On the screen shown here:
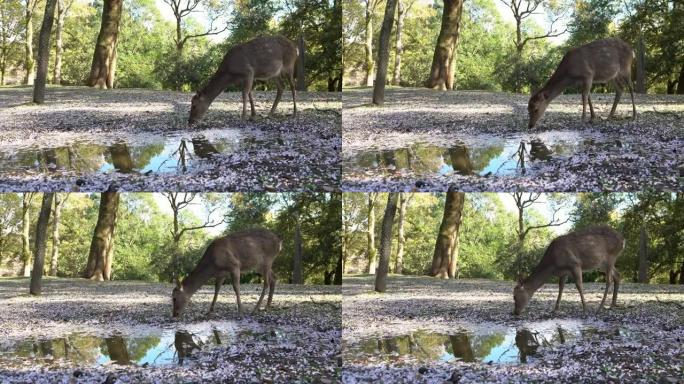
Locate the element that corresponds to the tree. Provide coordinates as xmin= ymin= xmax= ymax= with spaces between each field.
xmin=164 ymin=193 xmax=224 ymax=279
xmin=31 ymin=0 xmax=56 ymax=103
xmin=375 ymin=192 xmax=398 ymax=292
xmin=425 ymin=0 xmax=464 ymax=90
xmin=293 ymin=218 xmax=303 ymax=284
xmin=21 ymin=193 xmax=34 ymax=276
xmin=30 ymin=193 xmax=54 ymax=295
xmin=87 ymin=0 xmax=122 ymax=89
xmin=161 ymin=0 xmax=228 ymax=58
xmin=429 ymin=192 xmax=465 ymax=278
xmin=363 ymin=0 xmax=381 ymax=86
xmin=394 ymin=192 xmax=412 ymax=274
xmin=84 ymin=192 xmax=120 ymax=281
xmin=499 ymin=0 xmax=567 ymax=55
xmin=23 ymin=0 xmax=40 ymax=85
xmin=0 ymin=0 xmax=23 ymax=85
xmin=366 ymin=192 xmax=378 ymax=273
xmin=638 ymin=225 xmax=649 ymax=283
xmin=49 ymin=193 xmax=66 ymax=276
xmin=371 ymin=0 xmax=398 ymax=105
xmin=391 ymin=0 xmax=415 ymax=85
xmin=52 ymin=0 xmax=72 ymax=85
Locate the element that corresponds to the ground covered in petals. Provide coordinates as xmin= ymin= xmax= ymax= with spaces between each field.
xmin=342 ymin=275 xmax=684 ymax=383
xmin=0 ymin=86 xmax=340 ymax=192
xmin=0 ymin=277 xmax=341 ymax=383
xmin=342 ymin=88 xmax=684 ymax=192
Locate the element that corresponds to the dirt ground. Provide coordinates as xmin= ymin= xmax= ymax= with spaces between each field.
xmin=0 ymin=86 xmax=341 ymax=192
xmin=342 ymin=275 xmax=684 ymax=383
xmin=0 ymin=277 xmax=341 ymax=383
xmin=342 ymin=88 xmax=684 ymax=192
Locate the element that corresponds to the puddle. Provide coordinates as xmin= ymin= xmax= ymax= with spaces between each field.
xmin=0 ymin=132 xmax=244 ymax=176
xmin=344 ymin=320 xmax=633 ymax=365
xmin=0 ymin=321 xmax=288 ymax=368
xmin=343 ymin=134 xmax=628 ymax=178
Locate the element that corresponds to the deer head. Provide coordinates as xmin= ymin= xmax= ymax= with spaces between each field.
xmin=527 ymin=90 xmax=550 ymax=129
xmin=188 ymin=93 xmax=211 ymax=126
xmin=513 ymin=275 xmax=531 ymax=315
xmin=171 ymin=278 xmax=189 ymax=318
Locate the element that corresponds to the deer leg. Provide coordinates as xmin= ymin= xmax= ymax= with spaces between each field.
xmin=208 ymin=276 xmax=226 ymax=313
xmin=241 ymin=76 xmax=254 ymax=120
xmin=286 ymin=73 xmax=297 ymax=116
xmin=248 ymin=87 xmax=256 ymax=119
xmin=625 ymin=77 xmax=637 ymax=120
xmin=269 ymin=77 xmax=284 ymax=117
xmin=230 ymin=268 xmax=243 ymax=318
xmin=611 ymin=269 xmax=620 ymax=308
xmin=581 ymin=80 xmax=592 ymax=123
xmin=266 ymin=269 xmax=276 ymax=308
xmin=588 ymin=93 xmax=595 ymax=122
xmin=252 ymin=269 xmax=270 ymax=314
xmin=553 ymin=275 xmax=566 ymax=313
xmin=598 ymin=268 xmax=613 ymax=312
xmin=609 ymin=79 xmax=624 ymax=118
xmin=571 ymin=267 xmax=586 ymax=314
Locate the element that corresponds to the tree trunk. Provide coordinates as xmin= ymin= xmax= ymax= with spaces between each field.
xmin=31 ymin=0 xmax=56 ymax=104
xmin=296 ymin=35 xmax=306 ymax=91
xmin=429 ymin=192 xmax=465 ymax=278
xmin=364 ymin=3 xmax=374 ymax=87
xmin=638 ymin=225 xmax=649 ymax=283
xmin=677 ymin=64 xmax=684 ymax=94
xmin=52 ymin=0 xmax=64 ymax=85
xmin=391 ymin=0 xmax=404 ymax=86
xmin=371 ymin=0 xmax=398 ymax=105
xmin=635 ymin=35 xmax=646 ymax=93
xmin=293 ymin=218 xmax=303 ymax=284
xmin=374 ymin=193 xmax=398 ymax=292
xmin=425 ymin=0 xmax=463 ymax=90
xmin=30 ymin=193 xmax=54 ymax=295
xmin=21 ymin=194 xmax=32 ymax=276
xmin=24 ymin=1 xmax=34 ymax=85
xmin=334 ymin=249 xmax=343 ymax=285
xmin=679 ymin=259 xmax=684 ymax=285
xmin=367 ymin=193 xmax=378 ymax=274
xmin=394 ymin=192 xmax=411 ymax=274
xmin=87 ymin=0 xmax=121 ymax=89
xmin=84 ymin=192 xmax=119 ymax=281
xmin=49 ymin=193 xmax=62 ymax=276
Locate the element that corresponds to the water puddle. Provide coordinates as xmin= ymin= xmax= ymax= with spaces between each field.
xmin=343 ymin=133 xmax=627 ymax=178
xmin=0 ymin=131 xmax=245 ymax=176
xmin=0 ymin=321 xmax=288 ymax=368
xmin=345 ymin=320 xmax=633 ymax=365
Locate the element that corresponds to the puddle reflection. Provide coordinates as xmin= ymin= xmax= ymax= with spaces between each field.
xmin=345 ymin=321 xmax=632 ymax=365
xmin=344 ymin=136 xmax=625 ymax=178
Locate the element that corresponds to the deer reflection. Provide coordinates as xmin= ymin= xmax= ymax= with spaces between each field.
xmin=515 ymin=329 xmax=539 ymax=363
xmin=174 ymin=331 xmax=201 ymax=365
xmin=192 ymin=137 xmax=219 ymax=158
xmin=448 ymin=144 xmax=474 ymax=175
xmin=39 ymin=148 xmax=59 ymax=172
xmin=529 ymin=139 xmax=552 ymax=161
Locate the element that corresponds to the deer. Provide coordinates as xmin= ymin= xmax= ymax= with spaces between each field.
xmin=188 ymin=35 xmax=298 ymax=125
xmin=171 ymin=228 xmax=282 ymax=319
xmin=528 ymin=38 xmax=637 ymax=129
xmin=513 ymin=225 xmax=625 ymax=316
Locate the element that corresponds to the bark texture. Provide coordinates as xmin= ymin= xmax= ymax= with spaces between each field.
xmin=30 ymin=193 xmax=54 ymax=295
xmin=371 ymin=0 xmax=398 ymax=105
xmin=32 ymin=0 xmax=56 ymax=103
xmin=374 ymin=193 xmax=399 ymax=292
xmin=293 ymin=219 xmax=303 ymax=284
xmin=49 ymin=193 xmax=63 ymax=276
xmin=84 ymin=192 xmax=119 ymax=281
xmin=87 ymin=0 xmax=121 ymax=89
xmin=425 ymin=0 xmax=463 ymax=90
xmin=429 ymin=192 xmax=465 ymax=278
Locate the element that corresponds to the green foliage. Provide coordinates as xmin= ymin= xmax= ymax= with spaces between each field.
xmin=567 ymin=0 xmax=617 ymax=47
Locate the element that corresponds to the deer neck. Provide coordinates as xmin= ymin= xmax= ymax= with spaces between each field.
xmin=541 ymin=72 xmax=572 ymax=102
xmin=199 ymin=74 xmax=231 ymax=103
xmin=523 ymin=264 xmax=554 ymax=294
xmin=181 ymin=266 xmax=211 ymax=297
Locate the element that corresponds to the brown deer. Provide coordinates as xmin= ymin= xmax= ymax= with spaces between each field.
xmin=172 ymin=228 xmax=282 ymax=318
xmin=528 ymin=38 xmax=637 ymax=128
xmin=188 ymin=36 xmax=298 ymax=125
xmin=513 ymin=225 xmax=625 ymax=315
